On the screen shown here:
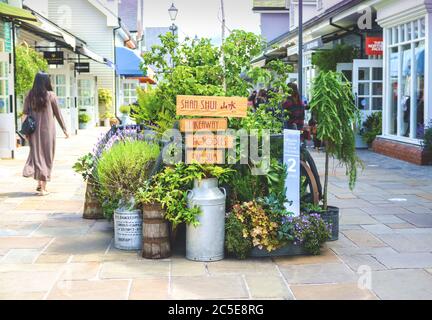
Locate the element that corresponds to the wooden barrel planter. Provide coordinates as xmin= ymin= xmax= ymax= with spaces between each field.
xmin=83 ymin=181 xmax=104 ymax=220
xmin=142 ymin=203 xmax=171 ymax=259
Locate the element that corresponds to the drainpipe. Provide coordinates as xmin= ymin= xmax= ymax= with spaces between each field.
xmin=113 ymin=18 xmax=122 ymax=117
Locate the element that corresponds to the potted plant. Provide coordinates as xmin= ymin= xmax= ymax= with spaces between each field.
xmin=119 ymin=105 xmax=132 ymax=125
xmin=422 ymin=120 xmax=432 ymax=165
xmin=73 ymin=153 xmax=104 ymax=220
xmin=98 ymin=88 xmax=113 ymax=126
xmin=309 ymin=71 xmax=363 ymax=241
xmin=360 ymin=112 xmax=382 ymax=148
xmin=79 ymin=113 xmax=91 ymax=130
xmin=101 ymin=111 xmax=115 ymax=127
xmin=97 ymin=140 xmax=160 ymax=250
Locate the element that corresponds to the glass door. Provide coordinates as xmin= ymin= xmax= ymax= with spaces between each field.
xmin=77 ymin=77 xmax=97 ymax=126
xmin=353 ymin=59 xmax=384 ymax=121
xmin=51 ymin=73 xmax=72 ymax=136
xmin=0 ymin=51 xmax=14 ymax=158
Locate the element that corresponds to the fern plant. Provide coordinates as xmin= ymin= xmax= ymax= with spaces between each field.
xmin=309 ymin=71 xmax=363 ymax=210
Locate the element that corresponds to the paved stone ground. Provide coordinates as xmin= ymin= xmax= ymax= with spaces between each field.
xmin=0 ymin=129 xmax=431 ymax=300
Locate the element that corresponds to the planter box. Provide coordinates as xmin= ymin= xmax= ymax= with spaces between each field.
xmin=250 ymin=243 xmax=309 ymax=258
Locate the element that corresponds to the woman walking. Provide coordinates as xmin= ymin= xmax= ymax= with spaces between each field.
xmin=283 ymin=83 xmax=305 ymax=131
xmin=22 ymin=72 xmax=69 ymax=196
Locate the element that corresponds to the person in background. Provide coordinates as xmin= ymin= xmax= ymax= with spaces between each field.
xmin=248 ymin=90 xmax=257 ymax=111
xmin=256 ymin=89 xmax=268 ymax=107
xmin=22 ymin=72 xmax=70 ymax=196
xmin=283 ymin=83 xmax=305 ymax=132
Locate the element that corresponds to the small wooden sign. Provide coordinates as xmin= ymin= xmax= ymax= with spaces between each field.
xmin=180 ymin=118 xmax=228 ymax=132
xmin=177 ymin=95 xmax=248 ymax=118
xmin=186 ymin=149 xmax=225 ymax=164
xmin=186 ymin=134 xmax=234 ymax=149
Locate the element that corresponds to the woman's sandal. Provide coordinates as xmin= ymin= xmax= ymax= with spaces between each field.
xmin=38 ymin=190 xmax=51 ymax=196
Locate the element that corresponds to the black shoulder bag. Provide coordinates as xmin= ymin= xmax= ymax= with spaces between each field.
xmin=20 ymin=106 xmax=37 ymax=136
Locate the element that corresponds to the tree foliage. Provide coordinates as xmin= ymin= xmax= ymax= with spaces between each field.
xmin=15 ymin=44 xmax=48 ymax=96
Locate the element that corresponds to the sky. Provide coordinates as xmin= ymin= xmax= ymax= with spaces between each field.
xmin=143 ymin=0 xmax=261 ymax=44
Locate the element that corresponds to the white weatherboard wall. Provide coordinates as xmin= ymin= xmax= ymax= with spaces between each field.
xmin=43 ymin=0 xmax=117 ymax=109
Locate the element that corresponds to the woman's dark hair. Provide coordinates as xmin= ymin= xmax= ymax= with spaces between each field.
xmin=27 ymin=72 xmax=53 ymax=112
xmin=288 ymin=82 xmax=301 ymax=105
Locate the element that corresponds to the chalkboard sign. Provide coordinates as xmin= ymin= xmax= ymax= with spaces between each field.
xmin=75 ymin=62 xmax=90 ymax=73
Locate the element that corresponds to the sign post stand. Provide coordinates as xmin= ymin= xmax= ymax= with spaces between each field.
xmin=284 ymin=130 xmax=301 ymax=217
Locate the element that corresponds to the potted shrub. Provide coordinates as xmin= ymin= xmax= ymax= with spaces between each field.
xmin=100 ymin=111 xmax=113 ymax=127
xmin=422 ymin=121 xmax=432 ymax=165
xmin=98 ymin=88 xmax=113 ymax=126
xmin=361 ymin=112 xmax=382 ymax=148
xmin=79 ymin=113 xmax=91 ymax=130
xmin=73 ymin=153 xmax=104 ymax=220
xmin=309 ymin=71 xmax=363 ymax=241
xmin=119 ymin=105 xmax=133 ymax=125
xmin=97 ymin=140 xmax=160 ymax=250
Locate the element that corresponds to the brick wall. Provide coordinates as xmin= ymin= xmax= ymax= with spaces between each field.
xmin=373 ymin=138 xmax=432 ymax=166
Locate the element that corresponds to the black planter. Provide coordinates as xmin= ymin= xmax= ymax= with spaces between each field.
xmin=321 ymin=206 xmax=339 ymax=241
xmin=249 ymin=243 xmax=309 ymax=258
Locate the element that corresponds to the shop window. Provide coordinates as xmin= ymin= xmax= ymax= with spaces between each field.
xmin=386 ymin=18 xmax=425 ymax=140
xmin=122 ymin=82 xmax=138 ymax=106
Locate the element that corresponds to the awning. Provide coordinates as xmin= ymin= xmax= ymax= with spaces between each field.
xmin=116 ymin=46 xmax=144 ymax=77
xmin=77 ymin=46 xmax=105 ymax=64
xmin=0 ymin=3 xmax=37 ymax=22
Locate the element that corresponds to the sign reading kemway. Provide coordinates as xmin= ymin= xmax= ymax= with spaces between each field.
xmin=176 ymin=95 xmax=248 ymax=118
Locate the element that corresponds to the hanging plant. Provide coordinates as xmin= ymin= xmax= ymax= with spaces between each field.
xmin=312 ymin=44 xmax=360 ymax=72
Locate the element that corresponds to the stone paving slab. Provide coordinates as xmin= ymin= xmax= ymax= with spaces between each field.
xmin=170 ymin=275 xmax=249 ymax=300
xmin=47 ymin=280 xmax=130 ymax=300
xmin=129 ymin=277 xmax=170 ymax=300
xmin=279 ymin=263 xmax=357 ymax=285
xmin=245 ymin=275 xmax=293 ymax=300
xmin=290 ymin=283 xmax=377 ymax=300
xmin=371 ymin=269 xmax=432 ymax=300
xmin=372 ymin=252 xmax=432 ymax=269
xmin=396 ymin=213 xmax=432 ymax=228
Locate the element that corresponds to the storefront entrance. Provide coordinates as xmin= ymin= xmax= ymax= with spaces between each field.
xmin=0 ymin=51 xmax=14 ymax=158
xmin=78 ymin=76 xmax=97 ymax=126
xmin=50 ymin=68 xmax=78 ymax=136
xmin=338 ymin=59 xmax=383 ymax=148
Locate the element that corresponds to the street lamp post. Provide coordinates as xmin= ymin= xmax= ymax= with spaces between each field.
xmin=168 ymin=3 xmax=178 ymax=36
xmin=298 ymin=0 xmax=303 ymax=101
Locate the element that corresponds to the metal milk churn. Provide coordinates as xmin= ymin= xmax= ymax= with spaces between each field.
xmin=186 ymin=178 xmax=226 ymax=262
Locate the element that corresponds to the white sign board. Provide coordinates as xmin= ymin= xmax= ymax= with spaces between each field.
xmin=284 ymin=130 xmax=301 ymax=217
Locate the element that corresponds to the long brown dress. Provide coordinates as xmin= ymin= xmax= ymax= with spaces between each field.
xmin=23 ymin=91 xmax=67 ymax=182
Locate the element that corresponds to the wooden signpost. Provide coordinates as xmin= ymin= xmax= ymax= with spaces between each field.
xmin=180 ymin=118 xmax=228 ymax=132
xmin=185 ymin=134 xmax=234 ymax=149
xmin=177 ymin=95 xmax=246 ymax=164
xmin=177 ymin=95 xmax=248 ymax=118
xmin=186 ymin=150 xmax=225 ymax=165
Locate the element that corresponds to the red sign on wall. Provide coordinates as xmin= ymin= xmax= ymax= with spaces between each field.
xmin=365 ymin=37 xmax=383 ymax=56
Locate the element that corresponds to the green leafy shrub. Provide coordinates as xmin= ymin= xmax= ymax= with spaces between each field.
xmin=225 ymin=212 xmax=253 ymax=259
xmin=79 ymin=113 xmax=91 ymax=124
xmin=15 ymin=44 xmax=48 ymax=96
xmin=98 ymin=88 xmax=113 ymax=106
xmin=361 ymin=112 xmax=382 ymax=145
xmin=73 ymin=153 xmax=95 ymax=181
xmin=285 ymin=214 xmax=331 ymax=255
xmin=97 ymin=140 xmax=160 ymax=219
xmin=309 ymin=71 xmax=363 ymax=209
xmin=119 ymin=105 xmax=131 ymax=115
xmin=312 ymin=44 xmax=360 ymax=72
xmin=137 ymin=162 xmax=234 ymax=228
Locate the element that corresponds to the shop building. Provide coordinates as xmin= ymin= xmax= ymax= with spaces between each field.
xmin=253 ymin=0 xmax=431 ymax=165
xmin=23 ymin=0 xmax=137 ymax=121
xmin=0 ymin=1 xmax=37 ymax=158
